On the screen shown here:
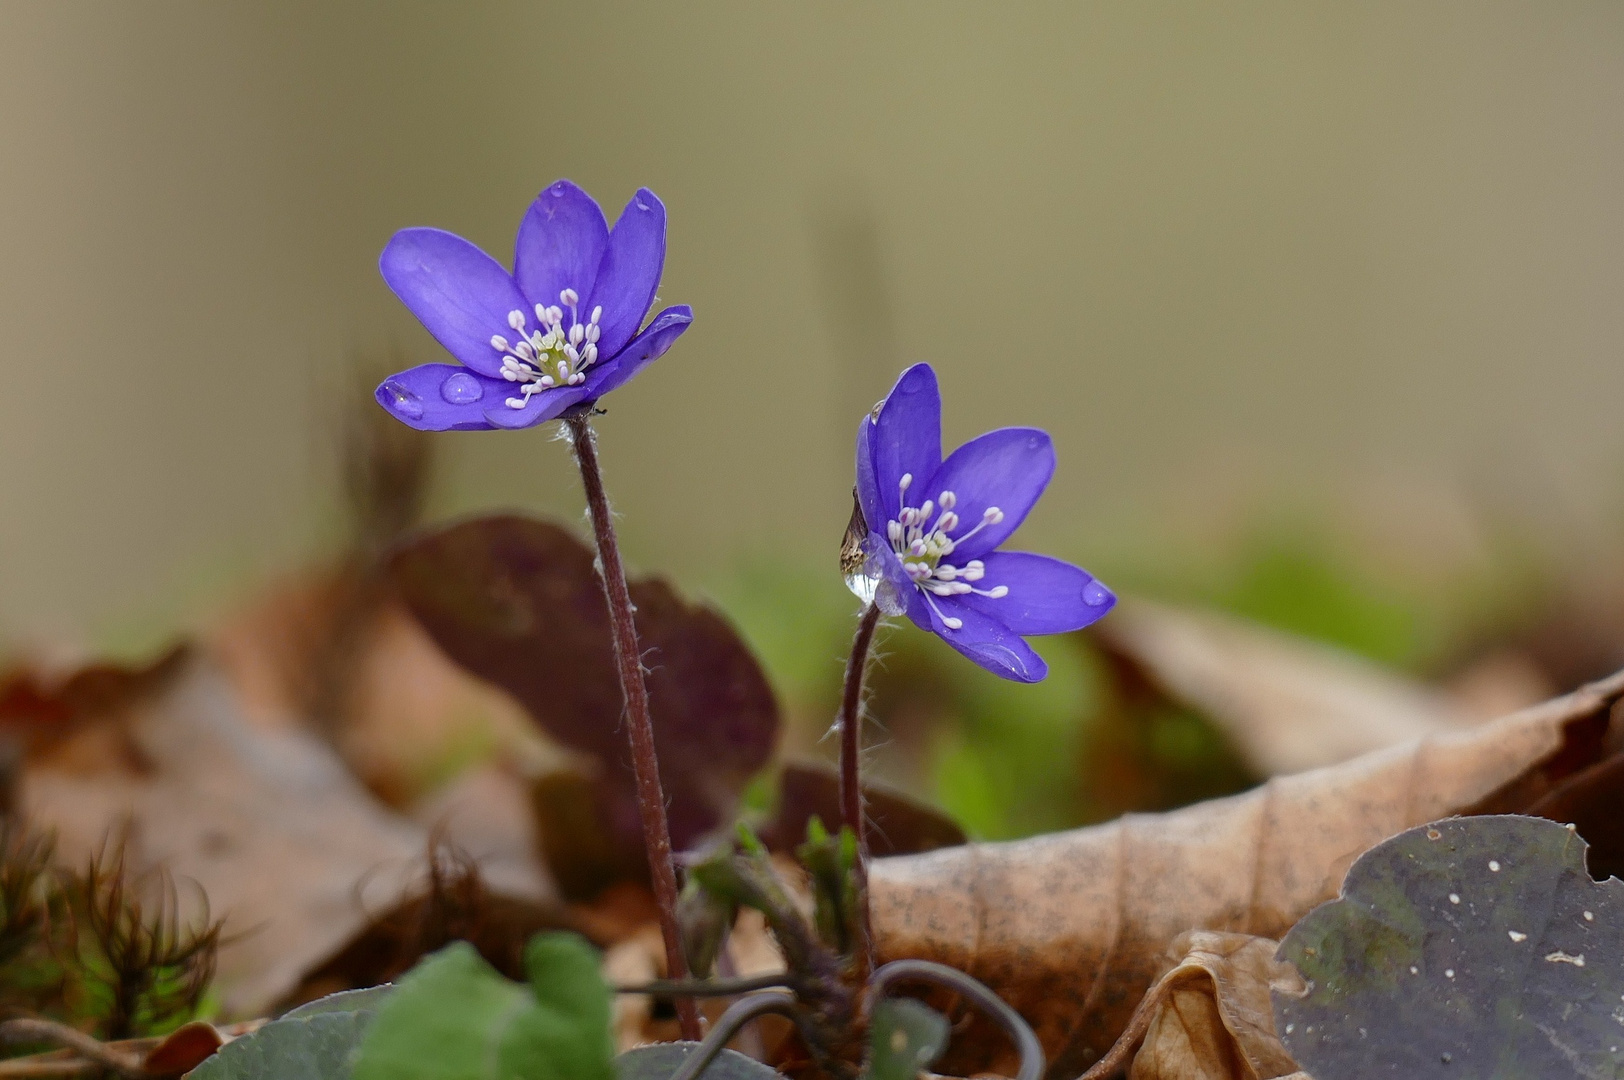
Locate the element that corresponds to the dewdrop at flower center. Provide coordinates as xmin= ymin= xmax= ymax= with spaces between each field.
xmin=489 ymin=288 xmax=603 ymax=409
xmin=887 ymin=473 xmax=1008 ymax=630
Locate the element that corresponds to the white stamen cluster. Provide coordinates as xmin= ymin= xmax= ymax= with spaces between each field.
xmin=488 ymin=289 xmax=604 ymax=409
xmin=887 ymin=474 xmax=1007 ymax=630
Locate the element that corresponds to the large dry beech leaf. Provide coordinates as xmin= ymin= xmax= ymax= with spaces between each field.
xmin=869 ymin=666 xmax=1624 ymax=1077
xmin=1093 ymin=598 xmax=1474 ymax=776
xmin=390 ymin=516 xmax=780 ymax=862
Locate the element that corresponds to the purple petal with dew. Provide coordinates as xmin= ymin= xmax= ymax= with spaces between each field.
xmin=923 ymin=595 xmax=1049 ymax=683
xmin=855 ymin=411 xmax=883 ymax=538
xmin=866 ymin=536 xmax=931 ymax=624
xmin=589 ymin=188 xmax=667 ymax=358
xmin=867 ymin=363 xmax=943 ymax=527
xmin=579 ymin=305 xmax=692 ymax=400
xmin=513 ymin=180 xmax=610 ymax=316
xmin=925 ymin=427 xmax=1054 ymax=559
xmin=380 ymin=229 xmax=530 ymax=378
xmin=481 ymin=383 xmax=593 ymax=429
xmin=375 ymin=363 xmax=511 ymax=431
xmin=953 ymin=551 xmax=1115 ymax=635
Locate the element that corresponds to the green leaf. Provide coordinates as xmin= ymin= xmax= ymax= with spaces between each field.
xmin=1276 ymin=814 xmax=1624 ymax=1078
xmin=189 ymin=986 xmax=389 ymax=1080
xmin=863 ymin=998 xmax=948 ymax=1080
xmin=351 ymin=935 xmax=614 ymax=1080
xmin=614 ymin=1043 xmax=780 ymax=1080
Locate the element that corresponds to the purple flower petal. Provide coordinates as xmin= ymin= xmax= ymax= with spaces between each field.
xmin=921 ymin=595 xmax=1049 ymax=683
xmin=512 ymin=180 xmax=610 ymax=315
xmin=580 ymin=305 xmax=692 ymax=401
xmin=481 ymin=384 xmax=594 ymax=429
xmin=924 ymin=427 xmax=1054 ymax=559
xmin=589 ymin=189 xmax=666 ymax=359
xmin=866 ymin=536 xmax=932 ymax=625
xmin=380 ymin=229 xmax=530 ymax=378
xmin=954 ymin=552 xmax=1116 ymax=635
xmin=375 ymin=363 xmax=513 ymax=431
xmin=863 ymin=363 xmax=943 ymax=530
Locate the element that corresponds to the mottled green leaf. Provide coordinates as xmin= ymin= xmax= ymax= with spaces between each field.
xmin=351 ymin=934 xmax=613 ymax=1080
xmin=188 ymin=986 xmax=388 ymax=1080
xmin=1276 ymin=814 xmax=1624 ymax=1078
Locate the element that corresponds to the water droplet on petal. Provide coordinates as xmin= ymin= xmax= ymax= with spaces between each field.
xmin=440 ymin=371 xmax=483 ymax=404
xmin=635 ymin=199 xmax=650 ymax=211
xmin=844 ymin=569 xmax=880 ymax=606
xmin=1083 ymin=581 xmax=1113 ymax=606
xmin=382 ymin=380 xmax=423 ymax=419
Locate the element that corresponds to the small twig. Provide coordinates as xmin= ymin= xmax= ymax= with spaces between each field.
xmin=837 ymin=602 xmax=882 ymax=979
xmin=565 ymin=411 xmax=699 ymax=1041
xmin=664 ymin=991 xmax=814 ymax=1080
xmin=613 ymin=972 xmax=801 ymax=997
xmin=0 ymin=1019 xmax=146 ymax=1080
xmin=866 ymin=959 xmax=1045 ymax=1080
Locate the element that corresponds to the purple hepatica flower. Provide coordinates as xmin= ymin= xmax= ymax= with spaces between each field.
xmin=375 ymin=180 xmax=693 ymax=431
xmin=852 ymin=362 xmax=1116 ymax=682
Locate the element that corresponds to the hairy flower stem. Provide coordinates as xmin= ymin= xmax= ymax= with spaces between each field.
xmin=565 ymin=412 xmax=700 ymax=1040
xmin=838 ymin=602 xmax=883 ymax=979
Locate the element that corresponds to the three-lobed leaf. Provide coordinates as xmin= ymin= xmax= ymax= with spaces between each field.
xmin=1276 ymin=814 xmax=1624 ymax=1078
xmin=390 ymin=516 xmax=780 ymax=896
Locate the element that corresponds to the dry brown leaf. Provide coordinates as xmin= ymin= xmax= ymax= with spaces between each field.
xmin=18 ymin=654 xmax=429 ymax=1016
xmin=1073 ymin=932 xmax=1300 ymax=1080
xmin=1094 ymin=597 xmax=1474 ymax=775
xmin=871 ymin=666 xmax=1624 ymax=1077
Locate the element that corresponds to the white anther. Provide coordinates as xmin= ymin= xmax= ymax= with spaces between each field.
xmin=505 ymin=397 xmax=526 ymax=409
xmin=490 ymin=335 xmax=509 ymax=350
xmin=563 ymin=344 xmax=580 ymax=363
xmin=557 ymin=359 xmax=571 ymax=378
xmin=909 ymin=539 xmax=928 ymax=557
xmin=571 ymin=372 xmax=586 ymax=384
xmin=935 ymin=565 xmax=957 ymax=580
xmin=514 ymin=341 xmax=534 ymax=360
xmin=539 ymin=375 xmax=555 ymax=387
xmin=586 ymin=324 xmax=600 ymax=343
xmin=534 ymin=303 xmax=547 ymax=321
xmin=939 ymin=491 xmax=957 ymax=510
xmin=590 ymin=305 xmax=602 ymax=325
xmin=887 ymin=521 xmax=903 ymax=542
xmin=938 ymin=511 xmax=959 ymax=533
xmin=918 ymin=500 xmax=935 ymax=522
xmin=983 ymin=507 xmax=1004 ymax=523
xmin=899 ymin=473 xmax=913 ymax=491
xmin=581 ymin=343 xmax=597 ymax=365
xmin=559 ymin=288 xmax=579 ymax=307
xmin=899 ymin=508 xmax=917 ymax=526
xmin=570 ymin=323 xmax=585 ymax=346
xmin=501 ymin=370 xmax=517 ymax=382
xmin=546 ymin=305 xmax=563 ymax=324
xmin=507 ymin=309 xmax=526 ymax=330
xmin=986 ymin=585 xmax=1009 ymax=599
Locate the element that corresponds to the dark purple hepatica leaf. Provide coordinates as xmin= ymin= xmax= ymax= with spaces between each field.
xmin=757 ymin=761 xmax=965 ymax=858
xmin=389 ymin=515 xmax=780 ymax=889
xmin=1275 ymin=814 xmax=1624 ymax=1079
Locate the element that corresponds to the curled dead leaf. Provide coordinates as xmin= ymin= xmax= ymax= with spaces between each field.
xmin=871 ymin=667 xmax=1624 ymax=1076
xmin=1075 ymin=932 xmax=1301 ymax=1080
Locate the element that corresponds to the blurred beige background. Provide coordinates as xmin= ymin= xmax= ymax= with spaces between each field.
xmin=3 ymin=1 xmax=1623 ymax=647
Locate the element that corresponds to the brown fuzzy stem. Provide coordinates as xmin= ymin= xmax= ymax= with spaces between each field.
xmin=0 ymin=1020 xmax=146 ymax=1080
xmin=838 ymin=602 xmax=882 ymax=979
xmin=565 ymin=412 xmax=700 ymax=1041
